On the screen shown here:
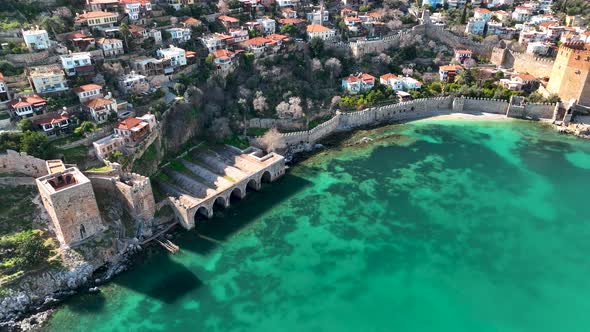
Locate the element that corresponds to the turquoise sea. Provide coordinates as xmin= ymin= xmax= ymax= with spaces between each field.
xmin=46 ymin=119 xmax=590 ymax=332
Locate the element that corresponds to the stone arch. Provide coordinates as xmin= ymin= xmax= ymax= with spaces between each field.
xmin=230 ymin=186 xmax=244 ymax=201
xmin=261 ymin=171 xmax=272 ymax=183
xmin=195 ymin=206 xmax=212 ymax=220
xmin=246 ymin=178 xmax=261 ymax=191
xmin=214 ymin=195 xmax=228 ymax=208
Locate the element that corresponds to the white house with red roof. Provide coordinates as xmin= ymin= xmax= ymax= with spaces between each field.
xmin=96 ymin=37 xmax=124 ymax=57
xmin=33 ymin=112 xmax=71 ymax=137
xmin=454 ymin=49 xmax=473 ymax=62
xmin=75 ymin=11 xmax=119 ymax=28
xmin=73 ymin=84 xmax=104 ymax=103
xmin=8 ymin=95 xmax=47 ymax=119
xmin=342 ymin=73 xmax=376 ymax=94
xmin=218 ymin=15 xmax=240 ymax=29
xmin=380 ymin=73 xmax=422 ymax=91
xmin=182 ymin=17 xmax=202 ymax=28
xmin=83 ymin=96 xmax=118 ymax=123
xmin=439 ymin=64 xmax=464 ymax=82
xmin=500 ymin=73 xmax=538 ymax=91
xmin=93 ymin=113 xmax=157 ymax=160
xmin=306 ymin=24 xmax=335 ymax=40
xmin=213 ymin=49 xmax=237 ymax=72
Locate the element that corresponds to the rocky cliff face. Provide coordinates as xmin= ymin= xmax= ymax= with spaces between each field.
xmin=132 ymin=102 xmax=204 ymax=176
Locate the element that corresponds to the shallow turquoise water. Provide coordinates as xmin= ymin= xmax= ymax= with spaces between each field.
xmin=47 ymin=119 xmax=590 ymax=332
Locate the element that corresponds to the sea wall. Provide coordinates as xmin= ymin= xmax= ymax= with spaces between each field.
xmin=279 ymin=97 xmax=558 ymax=152
xmin=0 ymin=150 xmax=48 ymax=177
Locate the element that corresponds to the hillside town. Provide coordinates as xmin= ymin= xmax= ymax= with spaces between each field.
xmin=0 ymin=0 xmax=589 ymax=329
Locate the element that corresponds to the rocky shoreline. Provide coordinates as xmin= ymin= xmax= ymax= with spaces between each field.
xmin=0 ymin=242 xmax=145 ymax=332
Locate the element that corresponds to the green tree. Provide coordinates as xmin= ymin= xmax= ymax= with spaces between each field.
xmin=15 ymin=230 xmax=51 ymax=267
xmin=109 ymin=150 xmax=124 ymax=163
xmin=280 ymin=24 xmax=298 ymax=36
xmin=74 ymin=121 xmax=95 ymax=136
xmin=40 ymin=16 xmax=66 ymax=36
xmin=17 ymin=118 xmax=34 ymax=132
xmin=19 ymin=131 xmax=49 ymax=159
xmin=119 ymin=22 xmax=131 ymax=50
xmin=310 ymin=37 xmax=325 ymax=58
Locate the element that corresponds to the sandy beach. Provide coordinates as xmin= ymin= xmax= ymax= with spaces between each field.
xmin=420 ymin=112 xmax=514 ymax=121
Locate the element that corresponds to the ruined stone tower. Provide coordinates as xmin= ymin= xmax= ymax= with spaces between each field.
xmin=547 ymin=42 xmax=590 ymax=106
xmin=36 ymin=166 xmax=105 ymax=248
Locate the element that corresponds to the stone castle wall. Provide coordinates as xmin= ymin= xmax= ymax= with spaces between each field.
xmin=491 ymin=47 xmax=555 ymax=77
xmin=338 ymin=24 xmax=493 ymax=58
xmin=0 ymin=150 xmax=48 ymax=178
xmin=87 ymin=172 xmax=156 ymax=223
xmin=278 ymin=97 xmax=558 ymax=151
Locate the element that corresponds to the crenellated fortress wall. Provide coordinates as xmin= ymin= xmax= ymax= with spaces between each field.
xmin=278 ymin=97 xmax=559 ymax=152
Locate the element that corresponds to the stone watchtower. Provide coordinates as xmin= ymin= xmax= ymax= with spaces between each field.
xmin=36 ymin=166 xmax=105 ymax=248
xmin=547 ymin=42 xmax=590 ymax=106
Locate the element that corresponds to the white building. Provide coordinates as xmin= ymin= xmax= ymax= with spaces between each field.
xmin=201 ymin=33 xmax=233 ymax=52
xmin=512 ymin=6 xmax=532 ymax=22
xmin=28 ymin=66 xmax=69 ymax=94
xmin=306 ymin=10 xmax=329 ymax=24
xmin=157 ymin=46 xmax=187 ymax=70
xmin=379 ymin=73 xmax=422 ymax=91
xmin=73 ymin=83 xmax=103 ymax=103
xmin=94 ymin=113 xmax=157 ymax=160
xmin=526 ymin=41 xmax=551 ymax=55
xmin=256 ymin=17 xmax=277 ymax=34
xmin=165 ymin=27 xmax=191 ymax=43
xmin=118 ymin=72 xmax=148 ymax=93
xmin=96 ymin=37 xmax=124 ymax=57
xmin=120 ymin=0 xmax=152 ymax=21
xmin=306 ymin=24 xmax=336 ymax=41
xmin=60 ymin=52 xmax=93 ymax=76
xmin=22 ymin=28 xmax=51 ymax=51
xmin=83 ymin=95 xmax=117 ymax=123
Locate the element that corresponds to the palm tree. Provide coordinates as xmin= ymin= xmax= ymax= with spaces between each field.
xmin=119 ymin=23 xmax=131 ymax=51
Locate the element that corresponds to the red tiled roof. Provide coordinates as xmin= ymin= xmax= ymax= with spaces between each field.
xmin=75 ymin=11 xmax=117 ymax=22
xmin=246 ymin=37 xmax=269 ymax=46
xmin=84 ymin=97 xmax=113 ymax=109
xmin=539 ymin=21 xmax=558 ymax=28
xmin=515 ymin=73 xmax=536 ymax=81
xmin=455 ymin=49 xmax=473 ymax=54
xmin=218 ymin=15 xmax=239 ymax=23
xmin=9 ymin=95 xmax=46 ymax=108
xmin=74 ymin=84 xmax=102 ymax=93
xmin=116 ymin=117 xmax=143 ymax=130
xmin=475 ymin=8 xmax=491 ymax=14
xmin=34 ymin=113 xmax=69 ymax=126
xmin=440 ymin=64 xmax=463 ymax=71
xmin=279 ymin=18 xmax=305 ymax=25
xmin=213 ymin=49 xmax=234 ymax=60
xmin=184 ymin=17 xmax=201 ymax=24
xmin=307 ymin=24 xmax=331 ymax=33
xmin=267 ymin=33 xmax=288 ymax=41
xmin=0 ymin=72 xmax=4 ymax=81
xmin=380 ymin=73 xmax=398 ymax=81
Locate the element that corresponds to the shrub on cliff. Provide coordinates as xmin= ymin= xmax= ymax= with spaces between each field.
xmin=0 ymin=230 xmax=56 ymax=279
